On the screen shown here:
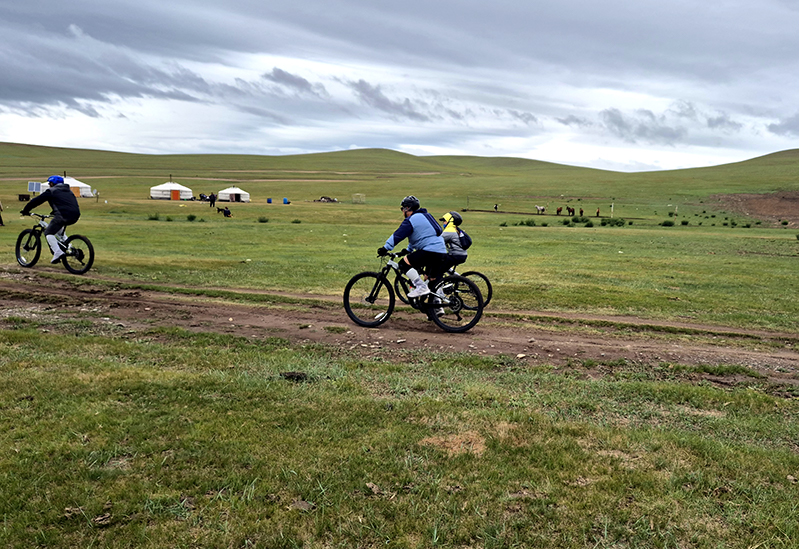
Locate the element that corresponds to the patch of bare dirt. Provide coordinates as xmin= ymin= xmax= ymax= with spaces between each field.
xmin=0 ymin=268 xmax=796 ymax=396
xmin=708 ymin=190 xmax=799 ymax=228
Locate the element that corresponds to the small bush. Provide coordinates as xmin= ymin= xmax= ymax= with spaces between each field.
xmin=584 ymin=221 xmax=593 ymax=227
xmin=187 ymin=214 xmax=196 ymax=222
xmin=681 ymin=220 xmax=689 ymax=226
xmin=165 ymin=216 xmax=173 ymax=222
xmin=515 ymin=219 xmax=536 ymax=227
xmin=661 ymin=220 xmax=675 ymax=227
xmin=257 ymin=217 xmax=269 ymax=223
xmin=499 ymin=222 xmax=507 ymax=227
xmin=147 ymin=213 xmax=160 ymax=221
xmin=292 ymin=219 xmax=302 ymax=224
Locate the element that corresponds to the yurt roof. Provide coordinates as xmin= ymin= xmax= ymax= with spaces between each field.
xmin=65 ymin=176 xmax=91 ymax=187
xmin=151 ymin=182 xmax=193 ymax=191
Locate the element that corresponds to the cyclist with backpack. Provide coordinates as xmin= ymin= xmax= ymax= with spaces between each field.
xmin=20 ymin=175 xmax=81 ymax=263
xmin=439 ymin=211 xmax=472 ymax=271
xmin=377 ymin=195 xmax=447 ymax=298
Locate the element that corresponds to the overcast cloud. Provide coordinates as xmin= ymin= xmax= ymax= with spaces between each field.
xmin=0 ymin=0 xmax=796 ymax=170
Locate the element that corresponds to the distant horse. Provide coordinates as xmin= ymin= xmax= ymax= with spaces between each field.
xmin=567 ymin=207 xmax=575 ymax=216
xmin=535 ymin=205 xmax=546 ymax=214
xmin=556 ymin=207 xmax=563 ymax=215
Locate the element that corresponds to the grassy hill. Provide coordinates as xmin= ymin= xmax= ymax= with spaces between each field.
xmin=1 ymin=141 xmax=796 ymax=213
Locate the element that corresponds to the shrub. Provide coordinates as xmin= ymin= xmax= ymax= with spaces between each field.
xmin=515 ymin=219 xmax=536 ymax=227
xmin=292 ymin=219 xmax=302 ymax=224
xmin=661 ymin=220 xmax=675 ymax=227
xmin=187 ymin=214 xmax=196 ymax=222
xmin=165 ymin=216 xmax=173 ymax=222
xmin=499 ymin=222 xmax=507 ymax=227
xmin=584 ymin=221 xmax=593 ymax=227
xmin=257 ymin=217 xmax=269 ymax=223
xmin=681 ymin=220 xmax=689 ymax=226
xmin=147 ymin=213 xmax=160 ymax=220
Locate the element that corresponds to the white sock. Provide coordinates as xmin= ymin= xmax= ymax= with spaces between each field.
xmin=46 ymin=234 xmax=62 ymax=256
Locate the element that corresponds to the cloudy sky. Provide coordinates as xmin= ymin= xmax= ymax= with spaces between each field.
xmin=0 ymin=0 xmax=797 ymax=171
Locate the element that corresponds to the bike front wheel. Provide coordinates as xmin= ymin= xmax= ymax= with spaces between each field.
xmin=460 ymin=271 xmax=493 ymax=307
xmin=15 ymin=229 xmax=41 ymax=268
xmin=62 ymin=235 xmax=95 ymax=274
xmin=394 ymin=274 xmax=412 ymax=305
xmin=429 ymin=275 xmax=484 ymax=333
xmin=343 ymin=272 xmax=395 ymax=327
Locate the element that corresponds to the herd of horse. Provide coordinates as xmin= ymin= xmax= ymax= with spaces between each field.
xmin=534 ymin=205 xmax=583 ymax=216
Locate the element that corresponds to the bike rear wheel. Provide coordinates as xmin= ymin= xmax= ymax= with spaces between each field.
xmin=62 ymin=235 xmax=95 ymax=274
xmin=15 ymin=229 xmax=41 ymax=268
xmin=460 ymin=271 xmax=493 ymax=307
xmin=428 ymin=275 xmax=484 ymax=333
xmin=343 ymin=272 xmax=395 ymax=327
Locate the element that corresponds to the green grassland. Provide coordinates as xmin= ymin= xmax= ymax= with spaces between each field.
xmin=0 ymin=143 xmax=797 ymax=548
xmin=0 ymin=325 xmax=797 ymax=548
xmin=1 ymin=143 xmax=797 ymax=331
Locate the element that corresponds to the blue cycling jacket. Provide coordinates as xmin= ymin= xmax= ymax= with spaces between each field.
xmin=384 ymin=208 xmax=447 ymax=254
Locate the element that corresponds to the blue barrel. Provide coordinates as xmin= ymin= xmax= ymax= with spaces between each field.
xmin=283 ymin=197 xmax=288 ymax=204
xmin=267 ymin=198 xmax=272 ymax=203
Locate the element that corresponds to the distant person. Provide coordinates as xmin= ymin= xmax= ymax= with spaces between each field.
xmin=580 ymin=208 xmax=584 ymax=217
xmin=222 ymin=206 xmax=231 ymax=217
xmin=377 ymin=195 xmax=447 ymax=298
xmin=20 ymin=175 xmax=81 ymax=263
xmin=0 ymin=197 xmax=4 ymax=226
xmin=493 ymin=204 xmax=498 ymax=212
xmin=596 ymin=208 xmax=600 ymax=217
xmin=209 ymin=193 xmax=216 ymax=208
xmin=439 ymin=211 xmax=468 ymax=271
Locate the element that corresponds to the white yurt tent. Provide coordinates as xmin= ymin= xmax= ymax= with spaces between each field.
xmin=150 ymin=181 xmax=193 ymax=200
xmin=217 ymin=186 xmax=250 ymax=203
xmin=65 ymin=176 xmax=94 ymax=198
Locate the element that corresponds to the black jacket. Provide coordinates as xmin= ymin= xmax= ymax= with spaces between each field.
xmin=22 ymin=184 xmax=81 ymax=222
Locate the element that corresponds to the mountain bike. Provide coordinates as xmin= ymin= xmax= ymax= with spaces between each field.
xmin=343 ymin=252 xmax=484 ymax=333
xmin=395 ymin=264 xmax=493 ymax=307
xmin=16 ymin=213 xmax=95 ymax=275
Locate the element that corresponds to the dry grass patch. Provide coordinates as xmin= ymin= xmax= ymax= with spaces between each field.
xmin=418 ymin=430 xmax=486 ymax=456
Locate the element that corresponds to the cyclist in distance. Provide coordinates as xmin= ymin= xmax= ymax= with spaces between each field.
xmin=21 ymin=175 xmax=81 ymax=263
xmin=377 ymin=195 xmax=447 ymax=297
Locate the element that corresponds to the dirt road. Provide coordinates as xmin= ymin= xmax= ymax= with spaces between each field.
xmin=1 ymin=268 xmax=796 ymax=397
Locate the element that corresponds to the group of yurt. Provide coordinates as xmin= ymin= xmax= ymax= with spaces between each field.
xmin=149 ymin=181 xmax=250 ymax=202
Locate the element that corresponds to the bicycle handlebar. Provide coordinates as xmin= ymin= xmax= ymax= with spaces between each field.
xmin=21 ymin=212 xmax=50 ymax=220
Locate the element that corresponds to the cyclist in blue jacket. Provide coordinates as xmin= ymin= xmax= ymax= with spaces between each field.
xmin=377 ymin=195 xmax=447 ymax=297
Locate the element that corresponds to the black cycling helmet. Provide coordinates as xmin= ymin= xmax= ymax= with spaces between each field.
xmin=400 ymin=195 xmax=420 ymax=211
